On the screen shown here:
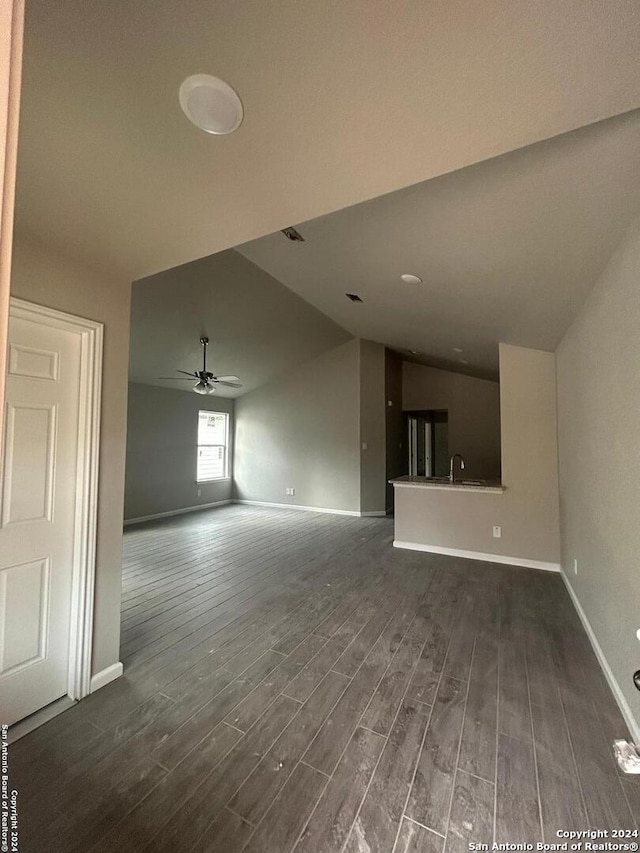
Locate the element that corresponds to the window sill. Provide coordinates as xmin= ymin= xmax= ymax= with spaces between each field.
xmin=196 ymin=477 xmax=231 ymax=483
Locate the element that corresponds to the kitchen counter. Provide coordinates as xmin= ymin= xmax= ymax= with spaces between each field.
xmin=390 ymin=475 xmax=505 ymax=494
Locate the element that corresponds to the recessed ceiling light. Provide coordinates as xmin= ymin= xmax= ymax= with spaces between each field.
xmin=453 ymin=347 xmax=463 ymax=353
xmin=400 ymin=274 xmax=422 ymax=285
xmin=179 ymin=74 xmax=244 ymax=135
xmin=459 ymin=359 xmax=469 ymax=365
xmin=408 ymin=349 xmax=421 ymax=355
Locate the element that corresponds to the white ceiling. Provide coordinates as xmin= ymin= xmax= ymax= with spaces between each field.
xmin=129 ymin=249 xmax=350 ymax=397
xmin=15 ymin=0 xmax=640 ymax=283
xmin=239 ymin=111 xmax=640 ymax=378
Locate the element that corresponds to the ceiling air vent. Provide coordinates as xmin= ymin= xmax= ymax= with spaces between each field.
xmin=346 ymin=293 xmax=363 ymax=303
xmin=281 ymin=226 xmax=305 ymax=242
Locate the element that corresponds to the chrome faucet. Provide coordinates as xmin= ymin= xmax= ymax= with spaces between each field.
xmin=449 ymin=453 xmax=466 ymax=483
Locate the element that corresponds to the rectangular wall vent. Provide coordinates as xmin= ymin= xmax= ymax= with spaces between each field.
xmin=281 ymin=226 xmax=305 ymax=242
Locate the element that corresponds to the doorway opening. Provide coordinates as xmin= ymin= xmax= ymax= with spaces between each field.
xmin=406 ymin=409 xmax=449 ymax=477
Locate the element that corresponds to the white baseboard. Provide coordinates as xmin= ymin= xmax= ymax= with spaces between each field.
xmin=393 ymin=540 xmax=561 ymax=572
xmin=561 ymin=572 xmax=639 ymax=745
xmin=9 ymin=696 xmax=76 ymax=743
xmin=125 ymin=499 xmax=386 ymax=526
xmin=90 ymin=662 xmax=123 ymax=693
xmin=124 ymin=500 xmax=232 ymax=526
xmin=234 ymin=499 xmax=385 ymax=518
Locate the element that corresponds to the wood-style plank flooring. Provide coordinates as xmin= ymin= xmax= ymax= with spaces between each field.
xmin=9 ymin=505 xmax=639 ymax=851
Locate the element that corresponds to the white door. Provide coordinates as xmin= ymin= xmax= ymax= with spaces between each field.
xmin=0 ymin=310 xmax=82 ymax=725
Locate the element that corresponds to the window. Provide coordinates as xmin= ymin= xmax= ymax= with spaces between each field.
xmin=197 ymin=411 xmax=229 ymax=481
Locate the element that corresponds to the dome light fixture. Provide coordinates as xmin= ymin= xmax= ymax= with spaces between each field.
xmin=179 ymin=74 xmax=244 ymax=135
xmin=400 ymin=273 xmax=422 ymax=285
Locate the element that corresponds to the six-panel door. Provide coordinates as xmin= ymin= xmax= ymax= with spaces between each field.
xmin=0 ymin=313 xmax=81 ymax=725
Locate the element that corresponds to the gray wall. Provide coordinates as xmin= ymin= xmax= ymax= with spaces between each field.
xmin=385 ymin=349 xmax=405 ymax=511
xmin=130 ymin=249 xmax=351 ymax=397
xmin=556 ymin=218 xmax=640 ymax=736
xmin=11 ymin=232 xmax=131 ymax=676
xmin=125 ymin=383 xmax=234 ymax=521
xmin=403 ymin=362 xmax=501 ymax=480
xmin=395 ymin=344 xmax=561 ymax=567
xmin=234 ymin=339 xmax=361 ymax=512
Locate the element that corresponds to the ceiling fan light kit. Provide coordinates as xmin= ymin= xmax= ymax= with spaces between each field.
xmin=158 ymin=336 xmax=243 ymax=395
xmin=193 ymin=378 xmax=215 ymax=395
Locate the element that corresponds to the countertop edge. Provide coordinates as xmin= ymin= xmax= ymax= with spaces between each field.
xmin=390 ymin=479 xmax=505 ymax=494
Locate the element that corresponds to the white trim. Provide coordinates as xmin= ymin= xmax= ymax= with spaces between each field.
xmin=561 ymin=572 xmax=639 ymax=745
xmin=90 ymin=662 xmax=123 ymax=693
xmin=393 ymin=540 xmax=561 ymax=572
xmin=9 ymin=297 xmax=103 ymax=705
xmin=124 ymin=499 xmax=232 ymax=526
xmin=125 ymin=500 xmax=386 ymax=526
xmin=234 ymin=499 xmax=378 ymax=517
xmin=8 ymin=696 xmax=76 ymax=744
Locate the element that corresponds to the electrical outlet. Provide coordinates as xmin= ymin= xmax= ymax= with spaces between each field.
xmin=285 ymin=487 xmax=296 ymax=496
xmin=197 ymin=488 xmax=201 ymax=497
xmin=290 ymin=487 xmax=295 ymax=496
xmin=573 ymin=558 xmax=578 ymax=576
xmin=387 ymin=400 xmax=393 ymax=407
xmin=361 ymin=442 xmax=368 ymax=451
xmin=492 ymin=525 xmax=501 ymax=539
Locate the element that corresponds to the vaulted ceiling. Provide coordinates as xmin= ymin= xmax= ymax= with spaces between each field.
xmin=239 ymin=110 xmax=640 ymax=378
xmin=129 ymin=250 xmax=350 ymax=397
xmin=15 ymin=0 xmax=640 ymax=284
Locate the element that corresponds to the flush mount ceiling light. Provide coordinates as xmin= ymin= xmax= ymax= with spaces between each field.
xmin=400 ymin=273 xmax=422 ymax=285
xmin=453 ymin=347 xmax=463 ymax=353
xmin=179 ymin=74 xmax=244 ymax=135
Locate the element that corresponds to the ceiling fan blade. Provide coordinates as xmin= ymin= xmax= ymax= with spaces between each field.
xmin=214 ymin=375 xmax=240 ymax=382
xmin=176 ymin=369 xmax=198 ymax=377
xmin=158 ymin=377 xmax=195 ymax=380
xmin=215 ymin=380 xmax=243 ymax=388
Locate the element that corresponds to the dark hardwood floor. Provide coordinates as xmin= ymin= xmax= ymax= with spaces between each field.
xmin=9 ymin=505 xmax=639 ymax=851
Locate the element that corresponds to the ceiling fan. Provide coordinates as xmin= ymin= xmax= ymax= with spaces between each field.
xmin=159 ymin=337 xmax=242 ymax=395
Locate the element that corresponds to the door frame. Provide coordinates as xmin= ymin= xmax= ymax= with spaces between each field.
xmin=8 ymin=297 xmax=103 ymax=701
xmin=0 ymin=0 xmax=24 ymax=454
